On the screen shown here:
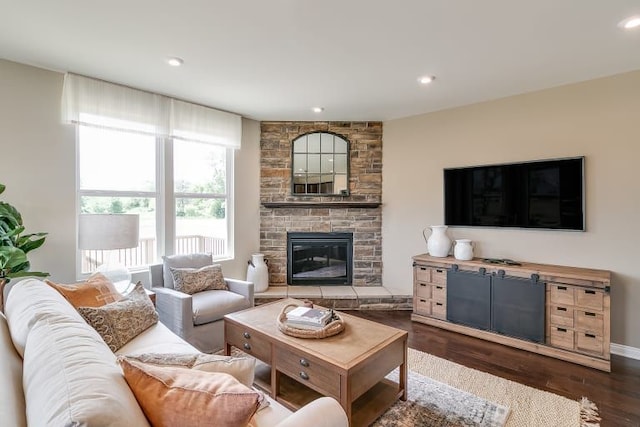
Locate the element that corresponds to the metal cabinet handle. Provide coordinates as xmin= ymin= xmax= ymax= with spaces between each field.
xmin=299 ymin=358 xmax=309 ymax=367
xmin=585 ymin=312 xmax=596 ymax=317
xmin=243 ymin=343 xmax=251 ymax=350
xmin=299 ymin=371 xmax=309 ymax=380
xmin=585 ymin=333 xmax=596 ymax=338
xmin=243 ymin=332 xmax=251 ymax=339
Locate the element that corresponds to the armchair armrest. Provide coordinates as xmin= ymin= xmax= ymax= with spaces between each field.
xmin=274 ymin=397 xmax=348 ymax=427
xmin=152 ymin=287 xmax=194 ymax=339
xmin=225 ymin=278 xmax=254 ymax=308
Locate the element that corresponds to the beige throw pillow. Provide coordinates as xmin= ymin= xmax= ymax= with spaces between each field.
xmin=119 ymin=358 xmax=260 ymax=427
xmin=169 ymin=264 xmax=227 ymax=294
xmin=121 ymin=353 xmax=255 ymax=387
xmin=77 ymin=282 xmax=158 ymax=352
xmin=46 ymin=273 xmax=123 ymax=308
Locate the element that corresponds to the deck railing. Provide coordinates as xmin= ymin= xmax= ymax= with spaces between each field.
xmin=81 ymin=235 xmax=226 ymax=274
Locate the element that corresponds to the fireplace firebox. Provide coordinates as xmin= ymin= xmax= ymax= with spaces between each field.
xmin=287 ymin=232 xmax=353 ymax=285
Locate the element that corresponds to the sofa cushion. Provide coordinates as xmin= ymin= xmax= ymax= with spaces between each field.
xmin=192 ymin=289 xmax=248 ymax=325
xmin=121 ymin=353 xmax=255 ymax=387
xmin=22 ymin=306 xmax=149 ymax=427
xmin=162 ymin=253 xmax=213 ymax=289
xmin=0 ymin=312 xmax=26 ymax=427
xmin=78 ymin=282 xmax=158 ymax=352
xmin=116 ymin=321 xmax=197 ymax=356
xmin=5 ymin=278 xmax=86 ymax=357
xmin=46 ymin=273 xmax=123 ymax=308
xmin=119 ymin=358 xmax=260 ymax=427
xmin=170 ymin=264 xmax=228 ymax=294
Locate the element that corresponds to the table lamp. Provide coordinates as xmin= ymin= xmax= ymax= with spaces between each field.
xmin=78 ymin=214 xmax=140 ymax=293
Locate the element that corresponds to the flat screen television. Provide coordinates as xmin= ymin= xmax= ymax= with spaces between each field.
xmin=444 ymin=157 xmax=585 ymax=230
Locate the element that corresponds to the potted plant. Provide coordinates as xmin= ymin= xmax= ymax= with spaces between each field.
xmin=0 ymin=183 xmax=48 ymax=312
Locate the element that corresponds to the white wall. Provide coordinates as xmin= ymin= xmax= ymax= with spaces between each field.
xmin=0 ymin=59 xmax=261 ymax=288
xmin=382 ymin=70 xmax=640 ymax=348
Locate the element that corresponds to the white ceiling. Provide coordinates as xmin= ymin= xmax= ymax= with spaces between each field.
xmin=1 ymin=1 xmax=639 ymax=121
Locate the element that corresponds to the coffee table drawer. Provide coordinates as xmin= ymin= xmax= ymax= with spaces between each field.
xmin=225 ymin=322 xmax=271 ymax=363
xmin=275 ymin=348 xmax=340 ymax=398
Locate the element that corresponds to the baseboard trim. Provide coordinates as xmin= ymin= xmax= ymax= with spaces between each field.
xmin=611 ymin=343 xmax=640 ymax=360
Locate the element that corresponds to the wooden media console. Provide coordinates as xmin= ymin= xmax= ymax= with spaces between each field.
xmin=411 ymin=254 xmax=611 ymax=372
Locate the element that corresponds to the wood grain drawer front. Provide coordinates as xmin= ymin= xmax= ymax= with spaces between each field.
xmin=576 ymin=332 xmax=604 ymax=355
xmin=225 ymin=323 xmax=271 ymax=363
xmin=415 ymin=297 xmax=431 ymax=316
xmin=431 ymin=301 xmax=446 ymax=320
xmin=415 ymin=266 xmax=431 ymax=282
xmin=432 ymin=284 xmax=446 ymax=301
xmin=549 ymin=305 xmax=574 ymax=328
xmin=416 ymin=282 xmax=431 ymax=298
xmin=575 ymin=310 xmax=604 ymax=334
xmin=431 ymin=268 xmax=447 ymax=285
xmin=576 ymin=289 xmax=604 ymax=311
xmin=275 ymin=349 xmax=340 ymax=398
xmin=549 ymin=284 xmax=575 ymax=306
xmin=549 ymin=327 xmax=574 ymax=350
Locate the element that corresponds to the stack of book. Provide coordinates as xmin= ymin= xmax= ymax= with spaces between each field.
xmin=285 ymin=306 xmax=333 ymax=330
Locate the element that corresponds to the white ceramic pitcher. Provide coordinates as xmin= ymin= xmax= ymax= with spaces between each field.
xmin=453 ymin=239 xmax=474 ymax=261
xmin=246 ymin=253 xmax=269 ymax=292
xmin=423 ymin=225 xmax=452 ymax=258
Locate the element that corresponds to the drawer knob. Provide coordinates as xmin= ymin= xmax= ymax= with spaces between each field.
xmin=299 ymin=371 xmax=309 ymax=381
xmin=243 ymin=343 xmax=251 ymax=351
xmin=299 ymin=358 xmax=309 ymax=367
xmin=243 ymin=332 xmax=251 ymax=339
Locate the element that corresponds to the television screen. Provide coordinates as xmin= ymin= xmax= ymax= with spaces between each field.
xmin=444 ymin=157 xmax=584 ymax=230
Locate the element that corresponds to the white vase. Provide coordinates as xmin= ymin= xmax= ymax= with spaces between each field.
xmin=247 ymin=253 xmax=269 ymax=292
xmin=454 ymin=239 xmax=474 ymax=261
xmin=423 ymin=225 xmax=452 ymax=258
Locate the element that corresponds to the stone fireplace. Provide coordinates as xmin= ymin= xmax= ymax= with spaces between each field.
xmin=260 ymin=121 xmax=382 ymax=287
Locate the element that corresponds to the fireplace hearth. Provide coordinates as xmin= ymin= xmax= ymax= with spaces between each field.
xmin=287 ymin=232 xmax=353 ymax=285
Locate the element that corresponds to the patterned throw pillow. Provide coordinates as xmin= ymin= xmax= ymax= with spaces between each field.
xmin=46 ymin=273 xmax=123 ymax=308
xmin=121 ymin=353 xmax=255 ymax=387
xmin=169 ymin=264 xmax=228 ymax=294
xmin=77 ymin=282 xmax=158 ymax=352
xmin=118 ymin=358 xmax=260 ymax=427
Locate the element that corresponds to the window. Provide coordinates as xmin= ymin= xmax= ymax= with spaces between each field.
xmin=65 ymin=74 xmax=241 ymax=276
xmin=77 ymin=127 xmax=233 ymax=274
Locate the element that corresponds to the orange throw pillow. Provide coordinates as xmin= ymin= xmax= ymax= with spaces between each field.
xmin=119 ymin=358 xmax=260 ymax=427
xmin=46 ymin=273 xmax=123 ymax=308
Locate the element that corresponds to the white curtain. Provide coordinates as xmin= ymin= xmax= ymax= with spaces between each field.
xmin=61 ymin=73 xmax=242 ymax=149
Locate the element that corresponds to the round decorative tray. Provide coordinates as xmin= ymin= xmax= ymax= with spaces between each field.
xmin=277 ymin=303 xmax=345 ymax=339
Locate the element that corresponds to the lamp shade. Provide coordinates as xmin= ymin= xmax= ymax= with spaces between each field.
xmin=78 ymin=214 xmax=140 ymax=250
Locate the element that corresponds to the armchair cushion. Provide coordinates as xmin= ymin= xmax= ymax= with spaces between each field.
xmin=192 ymin=290 xmax=248 ymax=326
xmin=170 ymin=264 xmax=227 ymax=294
xmin=162 ymin=253 xmax=213 ymax=289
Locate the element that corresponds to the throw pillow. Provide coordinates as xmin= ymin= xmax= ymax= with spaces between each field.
xmin=120 ymin=353 xmax=255 ymax=387
xmin=162 ymin=253 xmax=213 ymax=289
xmin=46 ymin=273 xmax=123 ymax=308
xmin=119 ymin=358 xmax=260 ymax=427
xmin=169 ymin=264 xmax=227 ymax=294
xmin=77 ymin=282 xmax=158 ymax=352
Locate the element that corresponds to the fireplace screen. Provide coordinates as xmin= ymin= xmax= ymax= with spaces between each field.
xmin=287 ymin=232 xmax=353 ymax=285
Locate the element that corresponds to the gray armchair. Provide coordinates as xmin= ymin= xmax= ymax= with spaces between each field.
xmin=149 ymin=255 xmax=254 ymax=353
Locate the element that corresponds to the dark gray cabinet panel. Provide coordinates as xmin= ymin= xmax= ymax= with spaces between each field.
xmin=446 ymin=270 xmax=491 ymax=330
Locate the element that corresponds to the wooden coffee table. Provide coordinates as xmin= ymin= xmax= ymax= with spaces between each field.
xmin=224 ymin=298 xmax=407 ymax=427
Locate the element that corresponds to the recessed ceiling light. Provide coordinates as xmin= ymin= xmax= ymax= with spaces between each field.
xmin=312 ymin=107 xmax=324 ymax=113
xmin=167 ymin=57 xmax=184 ymax=67
xmin=619 ymin=15 xmax=640 ymax=29
xmin=418 ymin=75 xmax=435 ymax=85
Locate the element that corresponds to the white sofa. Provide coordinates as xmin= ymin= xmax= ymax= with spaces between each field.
xmin=0 ymin=279 xmax=348 ymax=427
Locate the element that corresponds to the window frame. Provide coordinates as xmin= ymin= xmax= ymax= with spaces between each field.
xmin=75 ymin=125 xmax=234 ymax=279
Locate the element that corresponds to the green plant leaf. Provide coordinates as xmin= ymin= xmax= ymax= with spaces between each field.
xmin=0 ymin=183 xmax=5 ymax=195
xmin=0 ymin=246 xmax=28 ymax=271
xmin=6 ymin=270 xmax=49 ymax=279
xmin=19 ymin=236 xmax=47 ymax=254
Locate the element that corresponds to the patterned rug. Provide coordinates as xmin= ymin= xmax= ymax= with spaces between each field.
xmin=372 ymin=369 xmax=509 ymax=427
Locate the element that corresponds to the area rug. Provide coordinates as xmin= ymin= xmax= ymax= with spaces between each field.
xmin=375 ymin=348 xmax=601 ymax=427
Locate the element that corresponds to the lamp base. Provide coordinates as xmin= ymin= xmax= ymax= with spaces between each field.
xmin=96 ymin=263 xmax=133 ymax=294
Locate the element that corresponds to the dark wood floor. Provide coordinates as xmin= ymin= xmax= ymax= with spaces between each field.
xmin=347 ymin=310 xmax=640 ymax=427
